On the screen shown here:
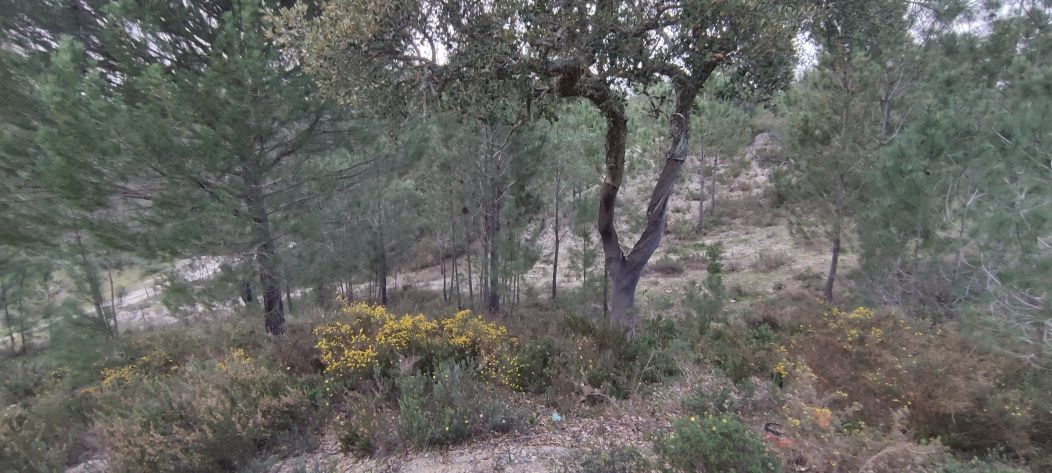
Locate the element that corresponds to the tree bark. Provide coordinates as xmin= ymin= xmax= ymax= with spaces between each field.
xmin=823 ymin=234 xmax=841 ymax=302
xmin=245 ymin=176 xmax=285 ymax=335
xmin=240 ymin=280 xmax=254 ymax=305
xmin=74 ymin=231 xmax=109 ymax=332
xmin=106 ymin=265 xmax=119 ymax=337
xmin=710 ymin=153 xmax=718 ymax=212
xmin=1 ymin=277 xmax=15 ymax=354
xmin=824 ymin=173 xmax=846 ymax=303
xmin=695 ymin=141 xmax=706 ymax=233
xmin=552 ymin=160 xmax=562 ymax=300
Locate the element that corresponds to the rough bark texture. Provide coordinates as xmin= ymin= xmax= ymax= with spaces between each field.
xmin=571 ymin=73 xmax=697 ymax=327
xmin=544 ymin=56 xmax=716 ymax=329
xmin=245 ymin=176 xmax=285 ymax=335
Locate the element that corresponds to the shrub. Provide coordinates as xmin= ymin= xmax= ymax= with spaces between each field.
xmin=784 ymin=305 xmax=1048 ymax=461
xmin=750 ymin=250 xmax=791 ymax=272
xmin=702 ymin=324 xmax=778 ymax=384
xmin=649 ymin=255 xmax=685 ymax=276
xmin=0 ymin=380 xmax=98 ymax=471
xmin=313 ymin=304 xmax=521 ymax=389
xmin=655 ymin=415 xmax=779 ymax=473
xmin=99 ymin=352 xmax=314 ymax=473
xmin=516 ymin=338 xmax=560 ymax=395
xmin=682 ymin=376 xmax=740 ymax=417
xmin=394 ymin=361 xmax=520 ymax=449
xmin=576 ymin=445 xmax=651 ymax=473
xmin=558 ymin=314 xmax=683 ymax=400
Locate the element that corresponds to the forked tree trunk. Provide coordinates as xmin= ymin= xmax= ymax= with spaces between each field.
xmin=592 ymin=81 xmax=698 ymax=328
xmin=550 ymin=60 xmax=713 ymax=329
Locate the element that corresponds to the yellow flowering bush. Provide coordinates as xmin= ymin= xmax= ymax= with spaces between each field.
xmin=100 ymin=349 xmax=175 ymax=387
xmin=314 ymin=303 xmax=522 ymax=388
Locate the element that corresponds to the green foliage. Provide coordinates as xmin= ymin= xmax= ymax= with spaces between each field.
xmin=655 ymin=415 xmax=779 ymax=473
xmin=98 ymin=356 xmax=314 ymax=473
xmin=393 ymin=361 xmax=519 ymax=449
xmin=682 ymin=377 xmax=740 ymax=417
xmin=684 ymin=244 xmax=725 ymax=336
xmin=575 ymin=445 xmax=651 ymax=473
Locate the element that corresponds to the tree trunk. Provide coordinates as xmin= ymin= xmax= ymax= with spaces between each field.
xmin=441 ymin=252 xmax=448 ymax=301
xmin=486 ymin=207 xmax=501 ymax=315
xmin=16 ymin=280 xmax=26 ymax=355
xmin=285 ymin=282 xmax=293 ymax=316
xmin=1 ymin=277 xmax=15 ymax=354
xmin=823 ymin=173 xmax=846 ymax=303
xmin=596 ymin=83 xmax=698 ymax=328
xmin=74 ymin=231 xmax=109 ymax=331
xmin=695 ymin=141 xmax=706 ymax=233
xmin=466 ymin=242 xmax=474 ymax=309
xmin=823 ymin=234 xmax=841 ymax=302
xmin=552 ymin=163 xmax=561 ymax=300
xmin=710 ymin=153 xmax=718 ymax=212
xmin=550 ymin=63 xmax=708 ymax=328
xmin=106 ymin=265 xmax=119 ymax=337
xmin=245 ymin=176 xmax=285 ymax=335
xmin=240 ymin=280 xmax=254 ymax=305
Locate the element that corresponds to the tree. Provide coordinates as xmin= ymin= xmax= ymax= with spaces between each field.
xmin=778 ymin=0 xmax=913 ymax=302
xmin=37 ymin=0 xmax=347 ymax=335
xmin=277 ymin=0 xmax=803 ymax=329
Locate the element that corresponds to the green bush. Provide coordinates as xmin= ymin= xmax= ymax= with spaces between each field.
xmin=394 ymin=361 xmax=519 ymax=448
xmin=0 ymin=387 xmax=97 ymax=471
xmin=576 ymin=445 xmax=651 ymax=473
xmin=682 ymin=378 xmax=739 ymax=417
xmin=561 ymin=314 xmax=683 ymax=400
xmin=516 ymin=338 xmax=560 ymax=395
xmin=98 ymin=354 xmax=314 ymax=473
xmin=655 ymin=415 xmax=779 ymax=473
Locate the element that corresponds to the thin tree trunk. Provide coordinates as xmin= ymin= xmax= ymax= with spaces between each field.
xmin=240 ymin=279 xmax=254 ymax=305
xmin=552 ymin=163 xmax=562 ymax=300
xmin=441 ymin=252 xmax=448 ymax=301
xmin=245 ymin=176 xmax=285 ymax=335
xmin=17 ymin=280 xmax=26 ymax=354
xmin=74 ymin=231 xmax=109 ymax=331
xmin=487 ymin=208 xmax=501 ymax=315
xmin=695 ymin=141 xmax=706 ymax=233
xmin=466 ymin=244 xmax=474 ymax=309
xmin=285 ymin=282 xmax=293 ymax=316
xmin=1 ymin=277 xmax=15 ymax=354
xmin=106 ymin=265 xmax=119 ymax=337
xmin=823 ymin=173 xmax=846 ymax=303
xmin=710 ymin=153 xmax=718 ymax=212
xmin=823 ymin=234 xmax=841 ymax=302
